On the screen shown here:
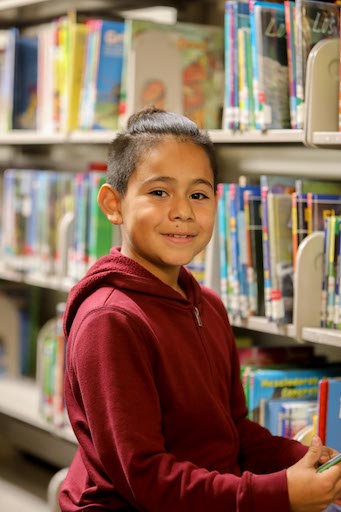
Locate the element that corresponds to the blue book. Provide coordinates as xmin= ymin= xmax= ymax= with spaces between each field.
xmin=93 ymin=20 xmax=125 ymax=130
xmin=325 ymin=378 xmax=341 ymax=452
xmin=248 ymin=366 xmax=341 ymax=424
xmin=13 ymin=33 xmax=38 ymax=129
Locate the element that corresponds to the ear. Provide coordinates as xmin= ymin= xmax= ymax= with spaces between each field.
xmin=97 ymin=184 xmax=123 ymax=225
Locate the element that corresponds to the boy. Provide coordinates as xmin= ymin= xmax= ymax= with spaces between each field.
xmin=60 ymin=107 xmax=341 ymax=511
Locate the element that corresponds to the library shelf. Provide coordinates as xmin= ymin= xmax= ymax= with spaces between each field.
xmin=0 ymin=376 xmax=76 ymax=444
xmin=0 ymin=131 xmax=67 ymax=145
xmin=0 ymin=376 xmax=77 ymax=467
xmin=209 ymin=129 xmax=303 ymax=144
xmin=0 ymin=265 xmax=74 ymax=292
xmin=301 ymin=328 xmax=341 ymax=348
xmin=0 ymin=129 xmax=304 ymax=145
xmin=0 ymin=0 xmax=48 ymax=9
xmin=231 ymin=316 xmax=296 ymax=338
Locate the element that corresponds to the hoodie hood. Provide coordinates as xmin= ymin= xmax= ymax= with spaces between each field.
xmin=64 ymin=246 xmax=202 ymax=336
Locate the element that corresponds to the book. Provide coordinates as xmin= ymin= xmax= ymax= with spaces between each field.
xmin=267 ymin=192 xmax=293 ymax=323
xmin=217 ymin=183 xmax=229 ymax=308
xmin=267 ymin=398 xmax=317 ymax=437
xmin=317 ymin=378 xmax=329 ymax=444
xmin=88 ymin=171 xmax=115 ymax=266
xmin=253 ymin=1 xmax=290 ymax=130
xmin=295 ymin=0 xmax=340 ymax=129
xmin=0 ymin=28 xmax=17 ymax=132
xmin=80 ymin=19 xmax=125 ymax=130
xmin=12 ymin=32 xmax=38 ymax=129
xmin=284 ymin=0 xmax=297 ymax=129
xmin=120 ymin=19 xmax=224 ymax=130
xmin=246 ymin=366 xmax=341 ymax=425
xmin=260 ymin=175 xmax=295 ymax=320
xmin=325 ymin=378 xmax=341 ymax=452
xmin=243 ymin=189 xmax=264 ymax=315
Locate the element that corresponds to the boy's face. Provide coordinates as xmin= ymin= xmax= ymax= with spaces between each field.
xmin=108 ymin=138 xmax=217 ymax=286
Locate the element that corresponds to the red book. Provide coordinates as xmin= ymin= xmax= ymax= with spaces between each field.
xmin=317 ymin=379 xmax=329 ymax=445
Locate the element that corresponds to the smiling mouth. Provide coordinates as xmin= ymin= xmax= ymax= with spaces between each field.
xmin=166 ymin=234 xmax=195 ymax=238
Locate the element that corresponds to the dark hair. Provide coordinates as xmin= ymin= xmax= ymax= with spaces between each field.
xmin=107 ymin=107 xmax=218 ymax=194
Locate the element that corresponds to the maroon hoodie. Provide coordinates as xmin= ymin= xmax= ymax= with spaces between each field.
xmin=59 ymin=247 xmax=307 ymax=512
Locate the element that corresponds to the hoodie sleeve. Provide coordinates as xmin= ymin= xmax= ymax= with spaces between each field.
xmin=66 ymin=306 xmax=294 ymax=512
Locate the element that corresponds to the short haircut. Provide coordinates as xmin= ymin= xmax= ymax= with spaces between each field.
xmin=107 ymin=107 xmax=218 ymax=195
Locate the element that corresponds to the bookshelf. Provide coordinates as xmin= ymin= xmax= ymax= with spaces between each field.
xmin=0 ymin=128 xmax=304 ymax=145
xmin=0 ymin=0 xmax=340 ymax=475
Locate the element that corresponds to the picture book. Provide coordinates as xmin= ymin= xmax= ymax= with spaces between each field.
xmin=65 ymin=21 xmax=88 ymax=131
xmin=333 ymin=217 xmax=341 ymax=329
xmin=267 ymin=398 xmax=317 ymax=437
xmin=267 ymin=192 xmax=293 ymax=323
xmin=0 ymin=28 xmax=16 ymax=132
xmin=325 ymin=378 xmax=341 ymax=452
xmin=224 ymin=0 xmax=250 ymax=130
xmin=260 ymin=175 xmax=295 ymax=320
xmin=80 ymin=19 xmax=125 ymax=130
xmin=295 ymin=0 xmax=340 ymax=128
xmin=326 ymin=216 xmax=339 ymax=327
xmin=307 ymin=193 xmax=341 ymax=233
xmin=120 ymin=19 xmax=224 ymax=130
xmin=243 ymin=189 xmax=264 ymax=316
xmin=88 ymin=172 xmax=115 ymax=266
xmin=317 ymin=377 xmax=329 ymax=444
xmin=284 ymin=0 xmax=297 ymax=128
xmin=12 ymin=32 xmax=38 ymax=129
xmin=253 ymin=1 xmax=290 ymax=130
xmin=246 ymin=366 xmax=341 ymax=425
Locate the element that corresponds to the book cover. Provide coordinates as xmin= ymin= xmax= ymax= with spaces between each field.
xmin=88 ymin=171 xmax=115 ymax=266
xmin=66 ymin=22 xmax=88 ymax=131
xmin=260 ymin=175 xmax=296 ymax=320
xmin=248 ymin=366 xmax=341 ymax=424
xmin=317 ymin=378 xmax=329 ymax=444
xmin=295 ymin=0 xmax=340 ymax=129
xmin=325 ymin=378 xmax=341 ymax=452
xmin=217 ymin=183 xmax=229 ymax=309
xmin=253 ymin=1 xmax=290 ymax=130
xmin=93 ymin=20 xmax=125 ymax=130
xmin=267 ymin=399 xmax=316 ymax=437
xmin=120 ymin=19 xmax=224 ymax=130
xmin=244 ymin=189 xmax=264 ymax=316
xmin=284 ymin=0 xmax=297 ymax=129
xmin=334 ymin=217 xmax=341 ymax=328
xmin=267 ymin=192 xmax=293 ymax=323
xmin=326 ymin=216 xmax=339 ymax=327
xmin=12 ymin=33 xmax=38 ymax=129
xmin=0 ymin=28 xmax=17 ymax=132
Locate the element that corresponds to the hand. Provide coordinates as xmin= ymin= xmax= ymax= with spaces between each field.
xmin=287 ymin=435 xmax=341 ymax=512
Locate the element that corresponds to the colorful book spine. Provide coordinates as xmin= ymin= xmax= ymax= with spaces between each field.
xmin=217 ymin=183 xmax=228 ymax=309
xmin=284 ymin=0 xmax=297 ymax=129
xmin=326 ymin=216 xmax=338 ymax=328
xmin=261 ymin=185 xmax=272 ymax=320
xmin=334 ymin=218 xmax=341 ymax=329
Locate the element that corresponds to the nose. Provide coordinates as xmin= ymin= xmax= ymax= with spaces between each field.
xmin=169 ymin=196 xmax=194 ymax=221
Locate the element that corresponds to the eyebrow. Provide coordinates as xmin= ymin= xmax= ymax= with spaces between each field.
xmin=144 ymin=176 xmax=214 ymax=189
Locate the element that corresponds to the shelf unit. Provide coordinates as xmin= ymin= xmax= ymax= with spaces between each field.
xmin=0 ymin=0 xmax=340 ymax=476
xmin=0 ymin=128 xmax=304 ymax=145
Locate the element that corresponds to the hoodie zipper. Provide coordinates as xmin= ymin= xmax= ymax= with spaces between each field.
xmin=194 ymin=307 xmax=203 ymax=327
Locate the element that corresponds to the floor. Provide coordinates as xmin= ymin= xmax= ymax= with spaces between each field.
xmin=0 ymin=436 xmax=58 ymax=512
